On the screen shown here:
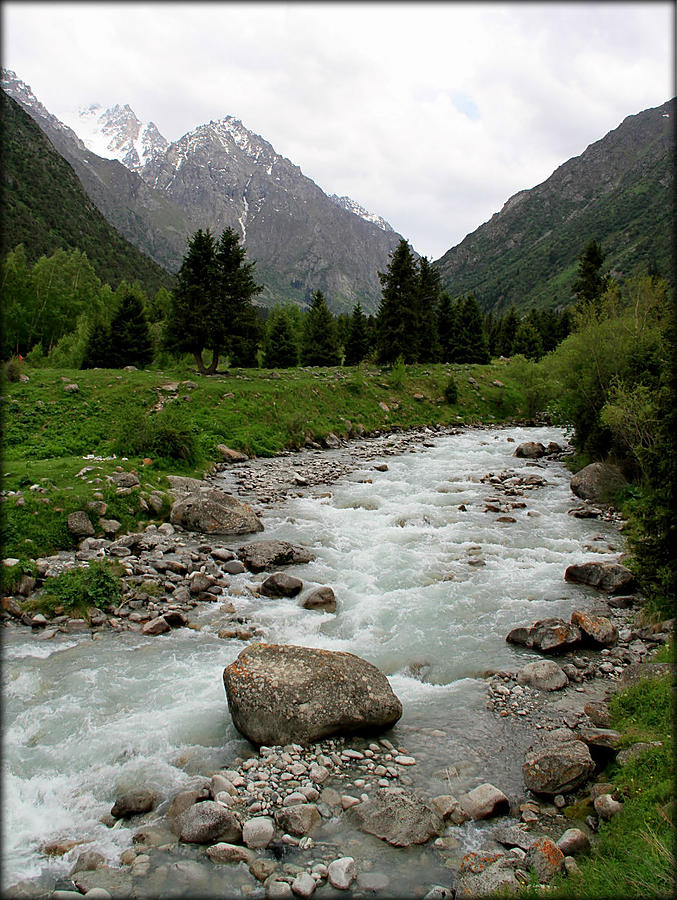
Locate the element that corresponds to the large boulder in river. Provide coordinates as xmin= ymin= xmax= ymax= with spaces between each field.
xmin=223 ymin=643 xmax=402 ymax=745
xmin=565 ymin=561 xmax=636 ymax=594
xmin=570 ymin=462 xmax=628 ymax=503
xmin=348 ymin=786 xmax=443 ymax=846
xmin=237 ymin=540 xmax=315 ymax=572
xmin=514 ymin=441 xmax=546 ymax=459
xmin=170 ymin=487 xmax=263 ymax=535
xmin=506 ymin=617 xmax=581 ymax=653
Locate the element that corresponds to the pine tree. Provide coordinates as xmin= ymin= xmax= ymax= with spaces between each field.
xmin=455 ymin=294 xmax=490 ymax=363
xmin=164 ymin=227 xmax=262 ymax=374
xmin=573 ymin=239 xmax=608 ymax=308
xmin=263 ymin=306 xmax=300 ymax=368
xmin=512 ymin=320 xmax=543 ymax=360
xmin=496 ymin=306 xmax=519 ymax=357
xmin=300 ymin=290 xmax=340 ymax=366
xmin=416 ymin=257 xmax=441 ymax=362
xmin=81 ymin=317 xmax=114 ymax=368
xmin=108 ymin=291 xmax=154 ymax=367
xmin=344 ymin=302 xmax=370 ymax=365
xmin=375 ymin=239 xmax=419 ymax=363
xmin=436 ymin=292 xmax=458 ymax=362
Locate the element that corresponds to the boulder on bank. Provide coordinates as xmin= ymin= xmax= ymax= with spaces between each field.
xmin=565 ymin=561 xmax=636 ymax=594
xmin=170 ymin=487 xmax=263 ymax=535
xmin=349 ymin=786 xmax=443 ymax=846
xmin=177 ymin=801 xmax=242 ymax=844
xmin=260 ymin=572 xmax=303 ymax=598
xmin=223 ymin=643 xmax=402 ymax=745
xmin=506 ymin=617 xmax=582 ymax=653
xmin=518 ymin=659 xmax=568 ymax=691
xmin=570 ymin=610 xmax=618 ymax=646
xmin=522 ymin=739 xmax=595 ymax=796
xmin=237 ymin=540 xmax=315 ymax=572
xmin=570 ymin=462 xmax=628 ymax=503
xmin=458 ymin=783 xmax=510 ymax=819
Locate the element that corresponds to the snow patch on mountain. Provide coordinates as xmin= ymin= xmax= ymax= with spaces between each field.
xmin=329 ymin=194 xmax=394 ymax=232
xmin=61 ymin=102 xmax=169 ymax=171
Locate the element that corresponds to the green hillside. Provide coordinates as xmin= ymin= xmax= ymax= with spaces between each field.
xmin=434 ymin=98 xmax=674 ymax=313
xmin=0 ymin=90 xmax=174 ymax=295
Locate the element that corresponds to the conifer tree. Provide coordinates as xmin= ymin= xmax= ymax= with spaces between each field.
xmin=344 ymin=301 xmax=370 ymax=365
xmin=496 ymin=306 xmax=519 ymax=357
xmin=108 ymin=291 xmax=154 ymax=367
xmin=573 ymin=239 xmax=608 ymax=308
xmin=81 ymin=317 xmax=114 ymax=368
xmin=454 ymin=294 xmax=490 ymax=364
xmin=375 ymin=239 xmax=419 ymax=363
xmin=300 ymin=290 xmax=340 ymax=366
xmin=263 ymin=306 xmax=299 ymax=368
xmin=512 ymin=320 xmax=543 ymax=360
xmin=437 ymin=292 xmax=458 ymax=362
xmin=416 ymin=257 xmax=442 ymax=362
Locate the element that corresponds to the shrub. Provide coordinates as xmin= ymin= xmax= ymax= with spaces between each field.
xmin=389 ymin=355 xmax=407 ymax=388
xmin=114 ymin=405 xmax=199 ymax=464
xmin=2 ymin=356 xmax=23 ymax=382
xmin=33 ymin=559 xmax=123 ymax=618
xmin=444 ymin=375 xmax=458 ymax=404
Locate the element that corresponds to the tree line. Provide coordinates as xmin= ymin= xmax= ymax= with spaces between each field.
xmin=2 ymin=229 xmax=575 ymax=370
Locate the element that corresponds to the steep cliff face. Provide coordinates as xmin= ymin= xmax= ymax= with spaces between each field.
xmin=2 ymin=69 xmax=404 ymax=312
xmin=434 ymin=98 xmax=674 ymax=312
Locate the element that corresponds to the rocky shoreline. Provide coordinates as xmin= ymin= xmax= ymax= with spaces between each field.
xmin=4 ymin=427 xmax=674 ymax=899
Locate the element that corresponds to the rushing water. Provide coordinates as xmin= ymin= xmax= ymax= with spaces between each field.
xmin=1 ymin=426 xmax=622 ymax=892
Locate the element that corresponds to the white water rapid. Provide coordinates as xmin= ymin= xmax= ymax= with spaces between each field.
xmin=2 ymin=426 xmax=622 ymax=892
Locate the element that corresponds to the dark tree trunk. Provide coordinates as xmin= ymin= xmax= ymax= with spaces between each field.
xmin=194 ymin=350 xmax=208 ymax=375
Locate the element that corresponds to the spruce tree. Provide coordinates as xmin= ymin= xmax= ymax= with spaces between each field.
xmin=344 ymin=302 xmax=370 ymax=365
xmin=512 ymin=320 xmax=543 ymax=360
xmin=300 ymin=290 xmax=340 ymax=366
xmin=436 ymin=292 xmax=458 ymax=362
xmin=375 ymin=239 xmax=419 ymax=363
xmin=263 ymin=307 xmax=299 ymax=368
xmin=81 ymin=317 xmax=114 ymax=368
xmin=108 ymin=291 xmax=154 ymax=367
xmin=496 ymin=306 xmax=519 ymax=357
xmin=573 ymin=239 xmax=608 ymax=308
xmin=455 ymin=294 xmax=490 ymax=364
xmin=416 ymin=257 xmax=441 ymax=362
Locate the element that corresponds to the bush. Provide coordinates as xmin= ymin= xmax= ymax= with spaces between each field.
xmin=389 ymin=355 xmax=407 ymax=388
xmin=2 ymin=356 xmax=24 ymax=382
xmin=114 ymin=405 xmax=199 ymax=464
xmin=33 ymin=559 xmax=123 ymax=618
xmin=444 ymin=375 xmax=458 ymax=404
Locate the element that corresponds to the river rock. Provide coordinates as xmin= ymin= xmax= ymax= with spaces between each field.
xmin=570 ymin=610 xmax=618 ymax=646
xmin=70 ymin=850 xmax=106 ymax=873
xmin=556 ymin=828 xmax=590 ymax=856
xmin=274 ymin=803 xmax=321 ymax=836
xmin=524 ymin=837 xmax=565 ymax=882
xmin=458 ymin=783 xmax=510 ymax=819
xmin=506 ymin=617 xmax=581 ymax=653
xmin=177 ymin=801 xmax=242 ymax=844
xmin=518 ymin=659 xmax=568 ymax=691
xmin=301 ymin=586 xmax=336 ymax=613
xmin=260 ymin=572 xmax=303 ymax=598
xmin=594 ymin=794 xmax=623 ymax=820
xmin=170 ymin=488 xmax=263 ymax=535
xmin=584 ymin=700 xmax=611 ymax=727
xmin=522 ymin=739 xmax=595 ymax=795
xmin=620 ymin=661 xmax=675 ymax=687
xmin=242 ymin=816 xmax=274 ymax=848
xmin=327 ymin=857 xmax=357 ymax=890
xmin=291 ymin=872 xmax=317 ymax=897
xmin=455 ymin=855 xmax=519 ymax=898
xmin=217 ymin=445 xmax=249 ymax=463
xmin=514 ymin=441 xmax=546 ymax=459
xmin=570 ymin=462 xmax=628 ymax=503
xmin=141 ymin=616 xmax=170 ymax=635
xmin=565 ymin=561 xmax=636 ymax=594
xmin=237 ymin=540 xmax=315 ymax=572
xmin=67 ymin=511 xmax=95 ymax=538
xmin=577 ymin=727 xmax=621 ymax=752
xmin=349 ymin=786 xmax=443 ymax=846
xmin=223 ymin=643 xmax=402 ymax=745
xmin=111 ymin=789 xmax=156 ymax=819
xmin=206 ymin=842 xmax=253 ymax=864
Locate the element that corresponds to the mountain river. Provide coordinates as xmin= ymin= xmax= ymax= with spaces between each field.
xmin=2 ymin=425 xmax=623 ymax=895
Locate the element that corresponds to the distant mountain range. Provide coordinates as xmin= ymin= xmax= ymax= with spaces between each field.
xmin=1 ymin=69 xmax=403 ymax=313
xmin=434 ymin=98 xmax=674 ymax=312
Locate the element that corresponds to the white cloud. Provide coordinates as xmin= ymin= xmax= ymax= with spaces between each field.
xmin=3 ymin=1 xmax=673 ymax=259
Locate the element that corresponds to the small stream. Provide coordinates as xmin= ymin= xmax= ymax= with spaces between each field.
xmin=2 ymin=425 xmax=622 ymax=894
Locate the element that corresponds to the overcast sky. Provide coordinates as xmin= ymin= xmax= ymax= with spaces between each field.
xmin=3 ymin=2 xmax=673 ymax=259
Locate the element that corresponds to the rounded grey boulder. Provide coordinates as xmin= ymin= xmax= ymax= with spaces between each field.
xmin=523 ymin=740 xmax=595 ymax=795
xmin=223 ymin=643 xmax=402 ymax=746
xmin=170 ymin=487 xmax=263 ymax=535
xmin=570 ymin=462 xmax=627 ymax=503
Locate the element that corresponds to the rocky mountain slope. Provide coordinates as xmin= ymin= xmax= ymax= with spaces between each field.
xmin=0 ymin=90 xmax=173 ymax=295
xmin=65 ymin=102 xmax=170 ymax=172
xmin=434 ymin=98 xmax=674 ymax=313
xmin=2 ymin=70 xmax=403 ymax=313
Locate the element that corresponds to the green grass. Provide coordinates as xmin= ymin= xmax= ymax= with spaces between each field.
xmin=0 ymin=359 xmax=532 ymax=562
xmin=540 ymin=645 xmax=675 ymax=899
xmin=24 ymin=558 xmax=124 ymax=618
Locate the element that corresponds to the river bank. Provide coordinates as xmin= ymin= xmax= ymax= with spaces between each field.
xmin=3 ymin=425 xmax=671 ymax=899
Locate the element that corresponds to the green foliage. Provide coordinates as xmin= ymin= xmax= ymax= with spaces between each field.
xmin=300 ymin=290 xmax=340 ymax=366
xmin=33 ymin=559 xmax=123 ymax=618
xmin=376 ymin=239 xmax=420 ymax=363
xmin=454 ymin=294 xmax=490 ymax=364
xmin=263 ymin=305 xmax=300 ymax=368
xmin=2 ymin=356 xmax=24 ymax=383
xmin=388 ymin=355 xmax=407 ymax=388
xmin=443 ymin=375 xmax=458 ymax=404
xmin=0 ymin=91 xmax=172 ymax=304
xmin=114 ymin=406 xmax=200 ymax=465
xmin=573 ymin=238 xmax=608 ymax=308
xmin=344 ymin=302 xmax=370 ymax=365
xmin=108 ymin=290 xmax=154 ymax=368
